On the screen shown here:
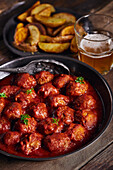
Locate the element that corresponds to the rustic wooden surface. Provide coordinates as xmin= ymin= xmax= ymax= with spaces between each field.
xmin=0 ymin=0 xmax=113 ymax=170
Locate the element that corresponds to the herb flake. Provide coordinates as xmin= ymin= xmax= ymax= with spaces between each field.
xmin=0 ymin=93 xmax=7 ymax=98
xmin=21 ymin=114 xmax=30 ymax=125
xmin=52 ymin=118 xmax=59 ymax=126
xmin=26 ymin=88 xmax=34 ymax=95
xmin=75 ymin=77 xmax=85 ymax=84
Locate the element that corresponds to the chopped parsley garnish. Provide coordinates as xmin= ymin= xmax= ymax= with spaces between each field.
xmin=75 ymin=77 xmax=85 ymax=84
xmin=0 ymin=92 xmax=7 ymax=98
xmin=52 ymin=118 xmax=59 ymax=126
xmin=21 ymin=114 xmax=30 ymax=125
xmin=26 ymin=88 xmax=34 ymax=95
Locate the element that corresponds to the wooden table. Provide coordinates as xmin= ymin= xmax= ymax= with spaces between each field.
xmin=0 ymin=0 xmax=113 ymax=169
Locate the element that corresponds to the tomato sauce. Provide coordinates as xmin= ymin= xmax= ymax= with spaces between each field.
xmin=0 ymin=72 xmax=103 ymax=158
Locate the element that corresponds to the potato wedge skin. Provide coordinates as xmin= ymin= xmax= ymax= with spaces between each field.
xmin=18 ymin=1 xmax=40 ymax=21
xmin=31 ymin=4 xmax=55 ymax=15
xmin=26 ymin=25 xmax=40 ymax=46
xmin=60 ymin=25 xmax=75 ymax=36
xmin=34 ymin=15 xmax=66 ymax=28
xmin=38 ymin=42 xmax=70 ymax=53
xmin=70 ymin=37 xmax=78 ymax=53
xmin=40 ymin=35 xmax=52 ymax=43
xmin=40 ymin=35 xmax=73 ymax=43
xmin=46 ymin=27 xmax=53 ymax=36
xmin=13 ymin=42 xmax=38 ymax=52
xmin=31 ymin=23 xmax=46 ymax=35
xmin=14 ymin=27 xmax=28 ymax=45
xmin=39 ymin=7 xmax=51 ymax=17
xmin=52 ymin=24 xmax=71 ymax=36
xmin=53 ymin=12 xmax=76 ymax=24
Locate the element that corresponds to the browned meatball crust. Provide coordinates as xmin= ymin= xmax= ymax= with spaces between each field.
xmin=4 ymin=131 xmax=21 ymax=145
xmin=53 ymin=74 xmax=73 ymax=89
xmin=0 ymin=85 xmax=20 ymax=98
xmin=66 ymin=123 xmax=88 ymax=142
xmin=29 ymin=103 xmax=48 ymax=120
xmin=44 ymin=133 xmax=71 ymax=153
xmin=35 ymin=71 xmax=54 ymax=85
xmin=66 ymin=80 xmax=88 ymax=96
xmin=0 ymin=117 xmax=10 ymax=134
xmin=49 ymin=94 xmax=70 ymax=107
xmin=15 ymin=89 xmax=37 ymax=108
xmin=20 ymin=132 xmax=43 ymax=155
xmin=38 ymin=117 xmax=64 ymax=135
xmin=4 ymin=102 xmax=22 ymax=119
xmin=16 ymin=116 xmax=37 ymax=134
xmin=15 ymin=73 xmax=37 ymax=89
xmin=76 ymin=109 xmax=98 ymax=131
xmin=37 ymin=82 xmax=59 ymax=98
xmin=74 ymin=94 xmax=96 ymax=110
xmin=56 ymin=106 xmax=75 ymax=125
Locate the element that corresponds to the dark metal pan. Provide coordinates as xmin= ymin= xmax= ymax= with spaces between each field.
xmin=0 ymin=54 xmax=112 ymax=161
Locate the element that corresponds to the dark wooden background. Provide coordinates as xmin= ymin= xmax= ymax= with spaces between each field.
xmin=0 ymin=0 xmax=113 ymax=169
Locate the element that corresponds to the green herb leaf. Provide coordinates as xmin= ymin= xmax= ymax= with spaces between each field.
xmin=75 ymin=77 xmax=85 ymax=84
xmin=26 ymin=88 xmax=34 ymax=95
xmin=52 ymin=118 xmax=59 ymax=126
xmin=0 ymin=93 xmax=7 ymax=98
xmin=21 ymin=114 xmax=30 ymax=125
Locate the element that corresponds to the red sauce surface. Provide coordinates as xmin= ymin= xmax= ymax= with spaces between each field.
xmin=0 ymin=72 xmax=103 ymax=158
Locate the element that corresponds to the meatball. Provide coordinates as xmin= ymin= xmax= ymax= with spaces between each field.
xmin=66 ymin=80 xmax=88 ymax=96
xmin=0 ymin=85 xmax=20 ymax=98
xmin=3 ymin=131 xmax=20 ymax=145
xmin=4 ymin=102 xmax=22 ymax=119
xmin=0 ymin=98 xmax=8 ymax=115
xmin=66 ymin=123 xmax=87 ymax=142
xmin=15 ymin=89 xmax=37 ymax=108
xmin=74 ymin=94 xmax=96 ymax=110
xmin=38 ymin=117 xmax=64 ymax=135
xmin=29 ymin=103 xmax=48 ymax=120
xmin=44 ymin=133 xmax=71 ymax=153
xmin=16 ymin=116 xmax=37 ymax=134
xmin=35 ymin=71 xmax=54 ymax=85
xmin=15 ymin=73 xmax=37 ymax=89
xmin=56 ymin=106 xmax=75 ymax=125
xmin=37 ymin=82 xmax=59 ymax=98
xmin=80 ymin=109 xmax=98 ymax=131
xmin=20 ymin=132 xmax=43 ymax=155
xmin=0 ymin=117 xmax=10 ymax=134
xmin=49 ymin=94 xmax=70 ymax=107
xmin=53 ymin=74 xmax=73 ymax=89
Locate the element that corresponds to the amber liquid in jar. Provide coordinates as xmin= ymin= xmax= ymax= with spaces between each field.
xmin=78 ymin=33 xmax=113 ymax=75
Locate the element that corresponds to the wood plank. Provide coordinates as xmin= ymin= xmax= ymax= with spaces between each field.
xmin=80 ymin=143 xmax=113 ymax=170
xmin=0 ymin=1 xmax=113 ymax=170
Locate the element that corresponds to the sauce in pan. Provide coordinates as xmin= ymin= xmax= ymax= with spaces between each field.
xmin=0 ymin=71 xmax=103 ymax=158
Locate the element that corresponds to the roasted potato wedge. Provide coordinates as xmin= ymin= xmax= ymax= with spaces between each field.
xmin=38 ymin=42 xmax=70 ymax=53
xmin=46 ymin=27 xmax=53 ymax=36
xmin=52 ymin=35 xmax=74 ymax=43
xmin=39 ymin=7 xmax=51 ymax=17
xmin=35 ymin=15 xmax=66 ymax=28
xmin=31 ymin=3 xmax=55 ymax=15
xmin=13 ymin=42 xmax=38 ymax=52
xmin=17 ymin=1 xmax=40 ymax=21
xmin=60 ymin=25 xmax=75 ymax=36
xmin=40 ymin=35 xmax=73 ymax=43
xmin=70 ymin=37 xmax=78 ymax=53
xmin=26 ymin=16 xmax=35 ymax=23
xmin=52 ymin=23 xmax=73 ymax=36
xmin=40 ymin=35 xmax=52 ymax=42
xmin=53 ymin=12 xmax=76 ymax=24
xmin=14 ymin=26 xmax=28 ymax=45
xmin=26 ymin=25 xmax=40 ymax=46
xmin=16 ymin=23 xmax=24 ymax=30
